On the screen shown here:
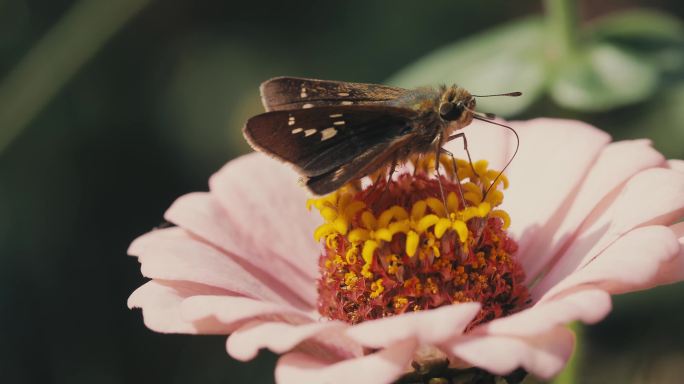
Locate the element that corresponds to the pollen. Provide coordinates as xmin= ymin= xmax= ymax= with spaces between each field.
xmin=313 ymin=154 xmax=529 ymax=328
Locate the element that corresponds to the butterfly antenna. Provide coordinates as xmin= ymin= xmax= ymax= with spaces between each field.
xmin=472 ymin=91 xmax=522 ymax=97
xmin=467 ymin=91 xmax=521 ymax=120
xmin=472 ymin=116 xmax=520 ymax=200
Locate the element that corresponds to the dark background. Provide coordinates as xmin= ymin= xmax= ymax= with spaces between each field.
xmin=1 ymin=1 xmax=682 ymax=383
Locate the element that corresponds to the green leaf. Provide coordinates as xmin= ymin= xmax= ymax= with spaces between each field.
xmin=587 ymin=9 xmax=684 ymax=43
xmin=586 ymin=9 xmax=684 ymax=74
xmin=387 ymin=17 xmax=547 ymax=117
xmin=549 ymin=42 xmax=658 ymax=111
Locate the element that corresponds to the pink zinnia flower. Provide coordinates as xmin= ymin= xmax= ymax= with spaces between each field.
xmin=129 ymin=118 xmax=684 ymax=383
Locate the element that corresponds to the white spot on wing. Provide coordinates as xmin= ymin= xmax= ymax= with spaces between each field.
xmin=341 ymin=101 xmax=353 ymax=105
xmin=320 ymin=127 xmax=337 ymax=141
xmin=291 ymin=128 xmax=303 ymax=134
xmin=288 ymin=116 xmax=295 ymax=126
xmin=302 ymin=103 xmax=314 ymax=109
xmin=332 ymin=168 xmax=345 ymax=180
xmin=300 ymin=87 xmax=308 ymax=98
xmin=338 ymin=92 xmax=350 ymax=97
xmin=304 ymin=129 xmax=317 ymax=137
xmin=333 ymin=120 xmax=345 ymax=126
xmin=329 ymin=113 xmax=343 ymax=118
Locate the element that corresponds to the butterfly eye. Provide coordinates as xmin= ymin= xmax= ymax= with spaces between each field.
xmin=439 ymin=102 xmax=464 ymax=121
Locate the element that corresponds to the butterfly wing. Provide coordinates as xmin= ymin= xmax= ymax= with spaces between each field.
xmin=260 ymin=77 xmax=409 ymax=111
xmin=243 ymin=105 xmax=417 ymax=179
xmin=304 ymin=137 xmax=411 ymax=195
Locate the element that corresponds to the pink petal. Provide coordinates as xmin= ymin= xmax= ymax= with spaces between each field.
xmin=534 ymin=168 xmax=684 ymax=297
xmin=538 ymin=226 xmax=681 ymax=302
xmin=673 ymin=222 xmax=684 ymax=237
xmin=441 ymin=290 xmax=608 ymax=378
xmin=208 ymin=152 xmax=321 ymax=281
xmin=500 ymin=119 xmax=611 ymax=260
xmin=521 ymin=139 xmax=664 ymax=280
xmin=275 ymin=339 xmax=416 ymax=384
xmin=448 ymin=326 xmax=574 ymax=380
xmin=164 ymin=193 xmax=316 ymax=307
xmin=448 ymin=119 xmax=611 ymax=268
xmin=669 ymin=159 xmax=684 ymax=172
xmin=227 ymin=320 xmax=354 ymax=361
xmin=477 ymin=289 xmax=611 ymax=337
xmin=345 ymin=303 xmax=481 ymax=348
xmin=601 ymin=168 xmax=684 ymax=236
xmin=129 ymin=227 xmax=302 ymax=306
xmin=179 ymin=295 xmax=315 ymax=329
xmin=649 ymin=222 xmax=684 ymax=286
xmin=128 ymin=280 xmax=233 ymax=334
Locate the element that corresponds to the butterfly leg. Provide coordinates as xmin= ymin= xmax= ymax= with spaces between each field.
xmin=368 ymin=157 xmax=395 ymax=198
xmin=433 ymin=140 xmax=448 ymax=210
xmin=384 ymin=157 xmax=398 ymax=194
xmin=440 ymin=147 xmax=466 ymax=208
xmin=412 ymin=154 xmax=423 ymax=177
xmin=446 ymin=132 xmax=479 ymax=178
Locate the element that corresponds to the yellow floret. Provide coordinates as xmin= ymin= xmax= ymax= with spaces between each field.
xmin=370 ymin=278 xmax=385 ymax=298
xmin=491 ymin=209 xmax=511 ymax=229
xmin=405 ymin=230 xmax=420 ymax=257
xmin=310 ymin=157 xmax=514 ymax=280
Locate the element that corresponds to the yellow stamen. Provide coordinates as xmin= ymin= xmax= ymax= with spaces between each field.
xmin=333 ymin=217 xmax=349 ymax=235
xmin=361 ymin=240 xmax=379 ymax=278
xmin=452 ymin=220 xmax=469 ymax=243
xmin=348 ymin=228 xmax=370 ymax=242
xmin=314 ymin=223 xmax=337 ymax=242
xmin=434 ymin=218 xmax=452 ymax=239
xmin=325 ymin=234 xmax=338 ymax=250
xmin=378 ymin=206 xmax=409 ymax=228
xmin=387 ymin=254 xmax=401 ymax=275
xmin=345 ymin=245 xmax=359 ymax=264
xmin=405 ymin=230 xmax=420 ymax=257
xmin=343 ymin=201 xmax=366 ymax=219
xmin=361 ymin=211 xmax=377 ymax=230
xmin=463 ymin=182 xmax=483 ymax=205
xmin=344 ymin=271 xmax=359 ymax=287
xmin=485 ymin=189 xmax=504 ymax=206
xmin=417 ymin=214 xmax=440 ymax=233
xmin=474 ymin=159 xmax=489 ymax=176
xmin=410 ymin=200 xmax=427 ymax=221
xmin=393 ymin=296 xmax=408 ymax=309
xmin=370 ymin=279 xmax=385 ymax=298
xmin=425 ymin=197 xmax=447 ymax=217
xmin=491 ymin=209 xmax=511 ymax=229
xmin=447 ymin=192 xmax=459 ymax=212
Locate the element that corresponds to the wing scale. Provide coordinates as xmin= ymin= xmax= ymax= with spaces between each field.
xmin=260 ymin=77 xmax=409 ymax=111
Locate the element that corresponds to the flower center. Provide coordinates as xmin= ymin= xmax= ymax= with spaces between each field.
xmin=310 ymin=156 xmax=530 ymax=329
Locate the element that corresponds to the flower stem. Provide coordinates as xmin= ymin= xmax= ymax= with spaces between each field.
xmin=543 ymin=0 xmax=579 ymax=61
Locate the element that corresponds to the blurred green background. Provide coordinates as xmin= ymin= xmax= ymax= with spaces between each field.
xmin=1 ymin=1 xmax=683 ymax=383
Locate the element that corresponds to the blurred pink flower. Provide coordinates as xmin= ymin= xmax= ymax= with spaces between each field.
xmin=128 ymin=118 xmax=684 ymax=383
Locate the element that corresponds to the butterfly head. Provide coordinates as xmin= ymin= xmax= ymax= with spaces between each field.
xmin=438 ymin=86 xmax=476 ymax=129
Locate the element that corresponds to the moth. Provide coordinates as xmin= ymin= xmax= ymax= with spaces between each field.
xmin=243 ymin=77 xmax=519 ymax=195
